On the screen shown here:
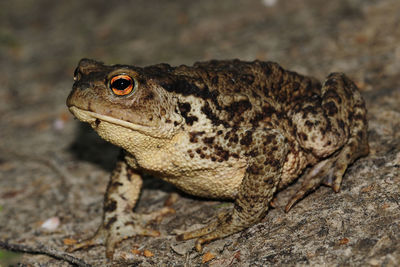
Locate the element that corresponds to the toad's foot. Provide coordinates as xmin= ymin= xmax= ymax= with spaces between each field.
xmin=176 ymin=211 xmax=242 ymax=252
xmin=284 ymin=136 xmax=367 ymax=212
xmin=67 ymin=206 xmax=174 ymax=259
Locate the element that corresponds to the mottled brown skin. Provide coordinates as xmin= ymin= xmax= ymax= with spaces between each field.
xmin=66 ymin=58 xmax=369 ymax=259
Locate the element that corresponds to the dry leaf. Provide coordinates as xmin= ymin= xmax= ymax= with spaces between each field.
xmin=131 ymin=249 xmax=141 ymax=255
xmin=143 ymin=249 xmax=154 ymax=257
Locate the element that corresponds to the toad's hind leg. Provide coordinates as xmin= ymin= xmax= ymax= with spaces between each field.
xmin=177 ymin=129 xmax=288 ymax=251
xmin=286 ymin=73 xmax=369 ymax=211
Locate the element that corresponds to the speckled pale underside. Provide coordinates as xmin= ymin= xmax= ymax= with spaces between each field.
xmin=69 ymin=106 xmax=246 ymax=198
xmin=66 ymin=59 xmax=369 ymax=259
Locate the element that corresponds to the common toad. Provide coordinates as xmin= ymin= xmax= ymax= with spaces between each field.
xmin=66 ymin=59 xmax=369 ymax=258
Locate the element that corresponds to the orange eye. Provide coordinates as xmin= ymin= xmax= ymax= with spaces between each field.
xmin=110 ymin=75 xmax=135 ymax=96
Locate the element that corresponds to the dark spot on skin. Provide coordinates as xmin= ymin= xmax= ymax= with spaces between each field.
xmin=324 ymin=89 xmax=342 ymax=104
xmin=292 ymin=82 xmax=300 ymax=91
xmin=252 ymin=91 xmax=260 ymax=99
xmin=250 ymin=104 xmax=277 ymax=127
xmin=185 ymin=116 xmax=198 ymax=125
xmin=189 ymin=131 xmax=205 ymax=143
xmin=95 ymin=119 xmax=101 ymax=127
xmin=211 ymin=75 xmax=219 ymax=85
xmin=178 ymin=102 xmax=198 ymax=126
xmin=225 ymin=100 xmax=252 ymax=120
xmin=324 ymin=101 xmax=338 ymax=115
xmin=325 ymin=118 xmax=332 ymax=133
xmin=264 ymin=134 xmax=275 ymax=145
xmin=324 ymin=79 xmax=337 ymax=87
xmin=264 ymin=159 xmax=280 ymax=168
xmin=217 ymin=130 xmax=223 ymax=135
xmin=201 ymin=102 xmax=225 ymax=126
xmin=303 ymin=105 xmax=319 ymax=116
xmin=203 ymin=136 xmax=215 ymax=144
xmin=276 ymin=111 xmax=284 ymax=120
xmin=346 ymin=153 xmax=351 ymax=160
xmin=160 ymin=76 xmax=221 ymax=114
xmin=240 ymin=130 xmax=253 ymax=147
xmin=353 ymin=113 xmax=364 ymax=121
xmin=337 ymin=119 xmax=345 ymax=129
xmin=211 ymin=156 xmax=216 ymax=162
xmin=270 ymin=145 xmax=278 ymax=151
xmin=161 ymin=79 xmax=200 ymax=97
xmin=353 ymin=103 xmax=365 ymax=109
xmin=224 ymin=132 xmax=230 ymax=140
xmin=110 ymin=181 xmax=123 ymax=189
xmin=357 ymin=130 xmax=364 ymax=140
xmin=215 ymin=147 xmax=230 ymax=161
xmin=245 ymin=149 xmax=259 ymax=157
xmin=240 ymin=74 xmax=255 ymax=84
xmin=225 ymin=214 xmax=232 ymax=223
xmin=124 ymin=221 xmax=135 ymax=226
xmin=222 ymin=152 xmax=230 ymax=161
xmin=232 ymin=153 xmax=239 ymax=158
xmin=249 ymin=112 xmax=265 ymax=126
xmin=235 ymin=204 xmax=244 ymax=212
xmin=104 ymin=200 xmax=117 ymax=212
xmin=105 ymin=216 xmax=117 ymax=229
xmin=305 ymin=120 xmax=314 ymax=130
xmin=247 ymin=165 xmax=260 ymax=174
xmin=229 ymin=133 xmax=239 ymax=144
xmin=299 ymin=132 xmax=308 ymax=141
xmin=165 ymin=119 xmax=171 ymax=123
xmin=174 ymin=121 xmax=180 ymax=126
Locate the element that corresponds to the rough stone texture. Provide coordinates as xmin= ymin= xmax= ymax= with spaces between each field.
xmin=0 ymin=0 xmax=399 ymax=266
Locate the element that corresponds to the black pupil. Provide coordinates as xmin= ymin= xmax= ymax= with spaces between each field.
xmin=112 ymin=78 xmax=132 ymax=91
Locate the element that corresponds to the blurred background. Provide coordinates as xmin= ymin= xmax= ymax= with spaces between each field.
xmin=0 ymin=0 xmax=399 ymax=266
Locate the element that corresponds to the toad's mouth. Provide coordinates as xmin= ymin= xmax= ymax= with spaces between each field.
xmin=68 ymin=106 xmax=175 ymax=139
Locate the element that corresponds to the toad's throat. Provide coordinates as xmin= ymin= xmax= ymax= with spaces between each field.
xmin=68 ymin=106 xmax=175 ymax=139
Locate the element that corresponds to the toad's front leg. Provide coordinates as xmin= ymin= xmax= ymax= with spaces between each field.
xmin=177 ymin=130 xmax=288 ymax=251
xmin=67 ymin=159 xmax=174 ymax=259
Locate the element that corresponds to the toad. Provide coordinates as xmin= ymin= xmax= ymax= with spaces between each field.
xmin=66 ymin=59 xmax=368 ymax=258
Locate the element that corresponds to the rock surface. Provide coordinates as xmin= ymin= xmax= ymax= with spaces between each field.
xmin=0 ymin=0 xmax=399 ymax=266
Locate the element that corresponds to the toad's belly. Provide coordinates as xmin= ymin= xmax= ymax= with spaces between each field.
xmin=159 ymin=165 xmax=246 ymax=199
xmin=122 ymin=131 xmax=248 ymax=199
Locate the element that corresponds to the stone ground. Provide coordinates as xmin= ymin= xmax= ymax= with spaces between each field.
xmin=0 ymin=0 xmax=399 ymax=266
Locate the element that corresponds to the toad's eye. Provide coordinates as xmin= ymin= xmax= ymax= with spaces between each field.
xmin=110 ymin=75 xmax=135 ymax=96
